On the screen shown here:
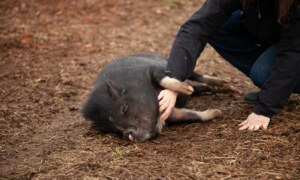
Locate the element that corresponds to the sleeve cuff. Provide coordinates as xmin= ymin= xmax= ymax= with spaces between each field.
xmin=253 ymin=104 xmax=274 ymax=118
xmin=165 ymin=70 xmax=185 ymax=81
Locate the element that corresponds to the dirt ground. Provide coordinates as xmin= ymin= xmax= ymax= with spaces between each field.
xmin=0 ymin=0 xmax=299 ymax=179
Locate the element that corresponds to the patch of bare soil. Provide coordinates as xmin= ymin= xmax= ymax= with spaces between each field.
xmin=0 ymin=0 xmax=299 ymax=179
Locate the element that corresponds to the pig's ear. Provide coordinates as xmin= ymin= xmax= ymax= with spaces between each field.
xmin=105 ymin=77 xmax=126 ymax=98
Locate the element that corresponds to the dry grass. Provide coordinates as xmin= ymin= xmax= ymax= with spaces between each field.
xmin=0 ymin=0 xmax=299 ymax=179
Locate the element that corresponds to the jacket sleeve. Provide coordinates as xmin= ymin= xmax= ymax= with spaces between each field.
xmin=166 ymin=0 xmax=241 ymax=81
xmin=253 ymin=16 xmax=300 ymax=117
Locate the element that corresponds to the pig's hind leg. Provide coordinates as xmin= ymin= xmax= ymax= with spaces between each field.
xmin=186 ymin=80 xmax=214 ymax=96
xmin=189 ymin=72 xmax=241 ymax=94
xmin=167 ymin=108 xmax=222 ymax=124
xmin=189 ymin=72 xmax=226 ymax=87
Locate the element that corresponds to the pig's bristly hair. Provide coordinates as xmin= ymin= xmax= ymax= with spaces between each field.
xmin=82 ymin=91 xmax=118 ymax=133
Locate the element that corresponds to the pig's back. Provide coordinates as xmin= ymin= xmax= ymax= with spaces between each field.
xmin=96 ymin=54 xmax=167 ymax=87
xmin=103 ymin=54 xmax=166 ymax=72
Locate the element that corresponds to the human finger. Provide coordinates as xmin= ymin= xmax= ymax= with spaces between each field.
xmin=160 ymin=105 xmax=172 ymax=121
xmin=158 ymin=92 xmax=164 ymax=100
xmin=159 ymin=112 xmax=167 ymax=121
xmin=159 ymin=99 xmax=169 ymax=113
xmin=159 ymin=107 xmax=170 ymax=121
xmin=239 ymin=123 xmax=250 ymax=130
xmin=262 ymin=122 xmax=268 ymax=130
xmin=158 ymin=90 xmax=169 ymax=101
xmin=158 ymin=96 xmax=167 ymax=107
xmin=247 ymin=125 xmax=255 ymax=131
xmin=253 ymin=124 xmax=261 ymax=131
xmin=239 ymin=119 xmax=248 ymax=126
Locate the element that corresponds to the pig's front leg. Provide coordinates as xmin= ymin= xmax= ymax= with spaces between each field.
xmin=148 ymin=66 xmax=194 ymax=95
xmin=160 ymin=76 xmax=194 ymax=95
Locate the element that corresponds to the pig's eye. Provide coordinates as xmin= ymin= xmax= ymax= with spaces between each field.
xmin=109 ymin=116 xmax=114 ymax=122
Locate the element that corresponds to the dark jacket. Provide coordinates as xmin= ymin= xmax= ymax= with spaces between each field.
xmin=166 ymin=0 xmax=300 ymax=117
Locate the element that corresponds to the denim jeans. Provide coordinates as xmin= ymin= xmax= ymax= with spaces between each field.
xmin=209 ymin=11 xmax=300 ymax=93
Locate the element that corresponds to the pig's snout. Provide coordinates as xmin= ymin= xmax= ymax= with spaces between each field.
xmin=124 ymin=128 xmax=137 ymax=142
xmin=123 ymin=128 xmax=151 ymax=143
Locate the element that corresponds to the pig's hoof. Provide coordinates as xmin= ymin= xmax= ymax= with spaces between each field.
xmin=178 ymin=82 xmax=194 ymax=95
xmin=200 ymin=109 xmax=222 ymax=121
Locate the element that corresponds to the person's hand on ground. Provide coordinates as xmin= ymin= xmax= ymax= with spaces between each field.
xmin=239 ymin=112 xmax=270 ymax=131
xmin=158 ymin=89 xmax=178 ymax=121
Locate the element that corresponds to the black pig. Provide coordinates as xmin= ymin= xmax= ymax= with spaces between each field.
xmin=83 ymin=54 xmax=227 ymax=142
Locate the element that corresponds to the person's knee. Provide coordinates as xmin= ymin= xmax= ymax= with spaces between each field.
xmin=250 ymin=65 xmax=268 ymax=88
xmin=250 ymin=44 xmax=279 ymax=88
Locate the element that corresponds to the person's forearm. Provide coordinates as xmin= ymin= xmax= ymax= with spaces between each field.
xmin=254 ymin=37 xmax=300 ymax=117
xmin=166 ymin=0 xmax=240 ymax=81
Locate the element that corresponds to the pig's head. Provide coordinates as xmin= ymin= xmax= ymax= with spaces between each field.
xmin=83 ymin=77 xmax=163 ymax=142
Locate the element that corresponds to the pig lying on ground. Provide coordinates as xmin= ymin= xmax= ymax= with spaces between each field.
xmin=83 ymin=54 xmax=233 ymax=142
